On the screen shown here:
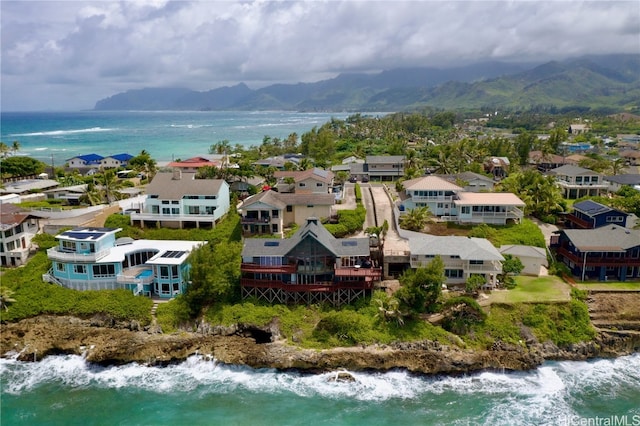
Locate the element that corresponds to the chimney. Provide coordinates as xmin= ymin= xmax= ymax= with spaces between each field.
xmin=172 ymin=169 xmax=182 ymax=180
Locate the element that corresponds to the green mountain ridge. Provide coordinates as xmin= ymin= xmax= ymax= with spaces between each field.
xmin=94 ymin=54 xmax=640 ymax=112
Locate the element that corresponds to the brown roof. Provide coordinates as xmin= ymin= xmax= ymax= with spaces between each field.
xmin=241 ymin=190 xmax=335 ymax=209
xmin=0 ymin=204 xmax=35 ymax=229
xmin=146 ymin=172 xmax=225 ymax=199
xmin=273 ymin=168 xmax=333 ymax=184
xmin=403 ymin=176 xmax=463 ymax=191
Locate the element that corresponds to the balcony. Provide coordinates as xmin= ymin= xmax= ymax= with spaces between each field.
xmin=565 ymin=214 xmax=593 ymax=229
xmin=130 ymin=212 xmax=216 ymax=223
xmin=555 ymin=247 xmax=640 ymax=267
xmin=334 ymin=266 xmax=382 ymax=281
xmin=46 ymin=247 xmax=110 ymax=262
xmin=241 ymin=215 xmax=272 ymax=224
xmin=241 ymin=263 xmax=297 ymax=274
xmin=240 ymin=278 xmax=374 ymax=291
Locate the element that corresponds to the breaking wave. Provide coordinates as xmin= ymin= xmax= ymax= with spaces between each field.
xmin=10 ymin=127 xmax=114 ymax=137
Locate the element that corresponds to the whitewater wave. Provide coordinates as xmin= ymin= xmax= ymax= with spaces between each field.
xmin=168 ymin=124 xmax=214 ymax=129
xmin=10 ymin=127 xmax=114 ymax=137
xmin=2 ymin=354 xmax=639 ymax=407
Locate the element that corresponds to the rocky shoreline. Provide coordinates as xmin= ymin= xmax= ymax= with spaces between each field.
xmin=2 ymin=314 xmax=639 ymax=375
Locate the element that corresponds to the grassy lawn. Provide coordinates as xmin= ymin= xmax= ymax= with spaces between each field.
xmin=575 ymin=281 xmax=640 ymax=291
xmin=486 ymin=275 xmax=572 ymax=304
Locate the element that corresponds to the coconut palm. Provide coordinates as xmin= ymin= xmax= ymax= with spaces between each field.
xmin=399 ymin=206 xmax=432 ymax=232
xmin=11 ymin=141 xmax=20 ymax=156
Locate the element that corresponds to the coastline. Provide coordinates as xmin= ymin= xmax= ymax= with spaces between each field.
xmin=2 ymin=315 xmax=639 ymax=375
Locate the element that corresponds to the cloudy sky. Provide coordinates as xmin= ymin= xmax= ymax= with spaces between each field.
xmin=2 ymin=0 xmax=638 ymax=111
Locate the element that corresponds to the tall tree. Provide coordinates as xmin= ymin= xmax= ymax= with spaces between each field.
xmin=395 ymin=256 xmax=445 ymax=314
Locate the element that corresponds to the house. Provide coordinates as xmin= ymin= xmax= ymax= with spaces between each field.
xmin=0 ymin=179 xmax=59 ymax=195
xmin=67 ymin=154 xmax=104 ymax=168
xmin=620 ymin=150 xmax=640 ymax=166
xmin=565 ymin=200 xmax=630 ymax=229
xmin=166 ymin=156 xmax=221 ymax=173
xmin=365 ymin=156 xmax=405 ymax=181
xmin=130 ymin=171 xmax=230 ymax=229
xmin=436 ymin=172 xmax=495 ymax=192
xmin=568 ymin=124 xmax=589 ymax=135
xmin=239 ymin=190 xmax=335 ymax=237
xmin=484 ymin=157 xmax=510 ymax=179
xmin=400 ymin=176 xmax=462 ymax=216
xmin=400 ymin=176 xmax=524 ymax=225
xmin=240 ymin=217 xmax=382 ymax=305
xmin=453 ymin=192 xmax=525 ymax=225
xmin=546 ymin=165 xmax=607 ymax=199
xmin=604 ymin=174 xmax=640 ymax=193
xmin=273 ymin=168 xmax=334 ymax=194
xmin=42 ymin=227 xmax=204 ymax=298
xmin=499 ymin=245 xmax=547 ymax=276
xmin=528 ymin=151 xmax=567 ymax=172
xmin=0 ymin=204 xmax=40 ymax=266
xmin=101 ymin=153 xmax=133 ymax=169
xmin=407 ymin=234 xmax=504 ymax=288
xmin=43 ymin=184 xmax=87 ymax=205
xmin=551 ymin=225 xmax=640 ymax=281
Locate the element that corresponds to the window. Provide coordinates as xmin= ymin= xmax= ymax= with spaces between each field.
xmin=162 ymin=208 xmax=170 ymax=214
xmin=171 ymin=200 xmax=179 ymax=205
xmin=56 ymin=263 xmax=66 ymax=272
xmin=162 ymin=200 xmax=170 ymax=204
xmin=272 ymin=224 xmax=278 ymax=233
xmin=162 ymin=283 xmax=170 ymax=293
xmin=73 ymin=265 xmax=86 ymax=274
xmin=171 ymin=208 xmax=180 ymax=215
xmin=272 ymin=210 xmax=279 ymax=218
xmin=299 ymin=182 xmax=306 ymax=187
xmin=286 ymin=205 xmax=293 ymax=212
xmin=160 ymin=266 xmax=169 ymax=279
xmin=62 ymin=240 xmax=76 ymax=252
xmin=173 ymin=283 xmax=180 ymax=293
xmin=172 ymin=265 xmax=179 ymax=279
xmin=92 ymin=264 xmax=115 ymax=277
xmin=316 ymin=183 xmax=323 ymax=187
xmin=606 ymin=216 xmax=623 ymax=223
xmin=469 ymin=260 xmax=484 ymax=265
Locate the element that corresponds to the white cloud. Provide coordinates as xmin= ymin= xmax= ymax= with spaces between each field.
xmin=1 ymin=0 xmax=638 ymax=110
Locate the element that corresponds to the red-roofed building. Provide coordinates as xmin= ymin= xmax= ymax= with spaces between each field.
xmin=166 ymin=157 xmax=221 ymax=173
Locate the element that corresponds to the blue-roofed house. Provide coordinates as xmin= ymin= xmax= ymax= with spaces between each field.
xmin=566 ymin=200 xmax=630 ymax=229
xmin=101 ymin=153 xmax=133 ymax=168
xmin=66 ymin=154 xmax=104 ymax=168
xmin=42 ymin=227 xmax=205 ymax=298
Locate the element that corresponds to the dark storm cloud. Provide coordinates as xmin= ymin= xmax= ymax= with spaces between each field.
xmin=1 ymin=0 xmax=638 ymax=111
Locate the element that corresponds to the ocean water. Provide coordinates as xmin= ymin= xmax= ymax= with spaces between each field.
xmin=0 ymin=111 xmax=356 ymax=165
xmin=2 ymin=111 xmax=640 ymax=424
xmin=1 ymin=353 xmax=639 ymax=425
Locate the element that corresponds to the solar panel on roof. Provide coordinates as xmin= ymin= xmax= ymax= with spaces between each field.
xmin=341 ymin=241 xmax=357 ymax=246
xmin=160 ymin=250 xmax=186 ymax=258
xmin=264 ymin=241 xmax=280 ymax=247
xmin=63 ymin=232 xmax=105 ymax=240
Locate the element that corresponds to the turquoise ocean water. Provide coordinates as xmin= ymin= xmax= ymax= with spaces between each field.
xmin=1 ymin=111 xmax=640 ymax=425
xmin=0 ymin=111 xmax=355 ymax=165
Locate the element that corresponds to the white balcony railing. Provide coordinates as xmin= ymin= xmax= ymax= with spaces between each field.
xmin=46 ymin=247 xmax=110 ymax=262
xmin=130 ymin=212 xmax=216 ymax=222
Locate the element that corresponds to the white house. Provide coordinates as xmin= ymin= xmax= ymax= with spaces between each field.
xmin=130 ymin=171 xmax=230 ymax=229
xmin=0 ymin=204 xmax=40 ymax=266
xmin=499 ymin=245 xmax=547 ymax=276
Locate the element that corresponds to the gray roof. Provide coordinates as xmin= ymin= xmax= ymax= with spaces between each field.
xmin=562 ymin=225 xmax=640 ymax=251
xmin=546 ymin=165 xmax=600 ymax=177
xmin=499 ymin=245 xmax=547 ymax=259
xmin=408 ymin=235 xmax=504 ymax=261
xmin=603 ymin=174 xmax=640 ymax=186
xmin=146 ymin=172 xmax=225 ymax=199
xmin=366 ymin=155 xmax=405 ymax=164
xmin=241 ymin=191 xmax=335 ymax=209
xmin=242 ymin=217 xmax=370 ymax=258
xmin=1 ymin=179 xmax=59 ymax=195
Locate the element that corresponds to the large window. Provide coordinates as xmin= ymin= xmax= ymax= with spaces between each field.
xmin=73 ymin=265 xmax=86 ymax=274
xmin=62 ymin=240 xmax=76 ymax=252
xmin=160 ymin=266 xmax=169 ymax=279
xmin=92 ymin=264 xmax=115 ymax=277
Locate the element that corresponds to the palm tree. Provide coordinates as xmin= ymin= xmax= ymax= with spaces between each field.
xmin=11 ymin=141 xmax=20 ymax=156
xmin=399 ymin=206 xmax=432 ymax=232
xmin=0 ymin=142 xmax=9 ymax=158
xmin=80 ymin=182 xmax=104 ymax=206
xmin=97 ymin=169 xmax=124 ymax=204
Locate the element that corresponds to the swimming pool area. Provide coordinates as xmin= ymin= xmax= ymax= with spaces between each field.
xmin=136 ymin=269 xmax=153 ymax=279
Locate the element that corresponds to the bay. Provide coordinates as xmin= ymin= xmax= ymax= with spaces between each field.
xmin=0 ymin=111 xmax=357 ymax=165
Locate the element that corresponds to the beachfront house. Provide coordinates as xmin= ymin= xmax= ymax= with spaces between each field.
xmin=166 ymin=157 xmax=221 ymax=173
xmin=100 ymin=153 xmax=133 ymax=169
xmin=67 ymin=154 xmax=104 ymax=168
xmin=0 ymin=204 xmax=40 ymax=267
xmin=239 ymin=190 xmax=335 ymax=237
xmin=603 ymin=174 xmax=640 ymax=193
xmin=407 ymin=235 xmax=504 ymax=288
xmin=565 ymin=200 xmax=630 ymax=229
xmin=42 ymin=227 xmax=204 ymax=297
xmin=130 ymin=171 xmax=230 ymax=229
xmin=551 ymin=225 xmax=640 ymax=282
xmin=240 ymin=217 xmax=382 ymax=305
xmin=400 ymin=176 xmax=462 ymax=217
xmin=436 ymin=172 xmax=496 ymax=192
xmin=546 ymin=165 xmax=607 ymax=199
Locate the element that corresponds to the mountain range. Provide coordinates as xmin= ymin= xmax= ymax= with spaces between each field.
xmin=94 ymin=54 xmax=640 ymax=112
